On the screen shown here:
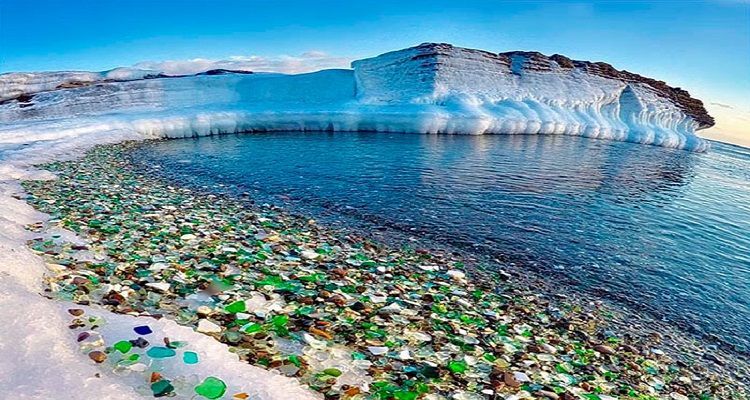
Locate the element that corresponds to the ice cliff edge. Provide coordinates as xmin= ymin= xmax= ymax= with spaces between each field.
xmin=352 ymin=43 xmax=713 ymax=150
xmin=0 ymin=43 xmax=713 ymax=152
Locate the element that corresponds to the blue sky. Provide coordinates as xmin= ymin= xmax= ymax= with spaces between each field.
xmin=1 ymin=0 xmax=748 ymax=143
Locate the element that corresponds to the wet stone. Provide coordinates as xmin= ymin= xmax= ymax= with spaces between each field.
xmin=130 ymin=337 xmax=149 ymax=348
xmin=151 ymin=379 xmax=175 ymax=397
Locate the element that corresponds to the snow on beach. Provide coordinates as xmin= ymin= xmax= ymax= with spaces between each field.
xmin=0 ymin=154 xmax=320 ymax=399
xmin=0 ymin=43 xmax=715 ymax=398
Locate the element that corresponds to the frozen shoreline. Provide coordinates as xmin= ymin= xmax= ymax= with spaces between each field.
xmin=0 ymin=43 xmax=722 ymax=398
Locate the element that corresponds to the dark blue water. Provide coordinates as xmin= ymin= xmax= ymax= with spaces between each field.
xmin=132 ymin=133 xmax=750 ymax=352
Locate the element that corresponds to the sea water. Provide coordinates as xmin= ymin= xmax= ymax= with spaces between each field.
xmin=132 ymin=132 xmax=750 ymax=352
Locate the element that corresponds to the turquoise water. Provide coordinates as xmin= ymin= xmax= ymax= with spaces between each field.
xmin=132 ymin=133 xmax=750 ymax=352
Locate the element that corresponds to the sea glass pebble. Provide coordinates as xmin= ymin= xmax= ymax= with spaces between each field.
xmin=195 ymin=376 xmax=227 ymax=399
xmin=183 ymin=351 xmax=199 ymax=364
xmin=225 ymin=300 xmax=246 ymax=313
xmin=134 ymin=325 xmax=153 ymax=335
xmin=151 ymin=379 xmax=175 ymax=397
xmin=113 ymin=340 xmax=132 ymax=353
xmin=147 ymin=346 xmax=176 ymax=359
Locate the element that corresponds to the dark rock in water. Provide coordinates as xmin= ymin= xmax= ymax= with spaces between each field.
xmin=16 ymin=94 xmax=34 ymax=106
xmin=196 ymin=69 xmax=254 ymax=76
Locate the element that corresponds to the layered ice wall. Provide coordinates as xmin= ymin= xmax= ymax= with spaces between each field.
xmin=0 ymin=68 xmax=165 ymax=102
xmin=352 ymin=43 xmax=712 ymax=151
xmin=0 ymin=43 xmax=713 ymax=166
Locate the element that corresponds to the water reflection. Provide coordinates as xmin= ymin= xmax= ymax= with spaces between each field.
xmin=416 ymin=134 xmax=695 ymax=199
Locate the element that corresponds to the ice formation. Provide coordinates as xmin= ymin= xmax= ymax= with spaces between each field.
xmin=0 ymin=43 xmax=713 ymax=158
xmin=0 ymin=43 xmax=714 ymax=398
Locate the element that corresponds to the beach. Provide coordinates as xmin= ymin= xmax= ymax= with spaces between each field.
xmin=16 ymin=140 xmax=749 ymax=400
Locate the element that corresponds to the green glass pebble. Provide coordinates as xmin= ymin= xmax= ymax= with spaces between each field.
xmin=448 ymin=360 xmax=468 ymax=374
xmin=225 ymin=300 xmax=246 ymax=313
xmin=394 ymin=391 xmax=418 ymax=400
xmin=183 ymin=351 xmax=199 ymax=365
xmin=224 ymin=331 xmax=242 ymax=344
xmin=151 ymin=379 xmax=175 ymax=397
xmin=295 ymin=305 xmax=315 ymax=315
xmin=195 ymin=376 xmax=227 ymax=399
xmin=241 ymin=323 xmax=262 ymax=333
xmin=322 ymin=368 xmax=342 ymax=377
xmin=146 ymin=346 xmax=176 ymax=359
xmin=272 ymin=314 xmax=289 ymax=327
xmin=113 ymin=340 xmax=132 ymax=353
xmin=288 ymin=355 xmax=301 ymax=367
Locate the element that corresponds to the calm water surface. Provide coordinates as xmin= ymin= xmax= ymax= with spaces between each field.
xmin=132 ymin=133 xmax=750 ymax=352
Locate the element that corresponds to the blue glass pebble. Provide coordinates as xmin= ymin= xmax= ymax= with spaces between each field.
xmin=134 ymin=325 xmax=153 ymax=335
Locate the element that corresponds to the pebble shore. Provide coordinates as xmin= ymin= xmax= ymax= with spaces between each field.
xmin=20 ymin=142 xmax=749 ymax=400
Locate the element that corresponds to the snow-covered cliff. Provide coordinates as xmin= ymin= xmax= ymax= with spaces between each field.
xmin=0 ymin=43 xmax=713 ymax=158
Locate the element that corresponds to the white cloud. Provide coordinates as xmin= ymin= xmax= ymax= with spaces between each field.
xmin=701 ymin=102 xmax=750 ymax=147
xmin=132 ymin=51 xmax=352 ymax=76
xmin=710 ymin=102 xmax=734 ymax=109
